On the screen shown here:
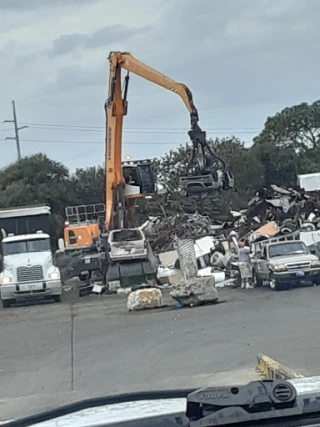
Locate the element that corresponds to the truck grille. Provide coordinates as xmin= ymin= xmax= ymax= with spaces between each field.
xmin=285 ymin=261 xmax=311 ymax=271
xmin=17 ymin=265 xmax=44 ymax=282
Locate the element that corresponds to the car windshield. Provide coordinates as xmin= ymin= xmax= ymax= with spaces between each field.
xmin=3 ymin=238 xmax=51 ymax=255
xmin=268 ymin=242 xmax=309 ymax=258
xmin=2 ymin=1 xmax=320 ymax=424
xmin=111 ymin=229 xmax=143 ymax=242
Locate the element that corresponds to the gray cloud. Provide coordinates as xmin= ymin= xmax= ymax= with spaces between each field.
xmin=2 ymin=0 xmax=320 ymax=170
xmin=154 ymin=0 xmax=320 ymax=109
xmin=35 ymin=0 xmax=320 ymax=130
xmin=0 ymin=0 xmax=100 ymax=9
xmin=52 ymin=64 xmax=106 ymax=91
xmin=49 ymin=25 xmax=151 ymax=57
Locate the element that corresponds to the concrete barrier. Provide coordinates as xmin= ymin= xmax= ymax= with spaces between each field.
xmin=257 ymin=354 xmax=304 ymax=380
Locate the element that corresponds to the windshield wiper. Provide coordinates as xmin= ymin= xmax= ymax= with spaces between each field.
xmin=187 ymin=380 xmax=320 ymax=426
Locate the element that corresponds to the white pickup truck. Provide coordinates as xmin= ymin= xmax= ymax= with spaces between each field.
xmin=0 ymin=232 xmax=62 ymax=307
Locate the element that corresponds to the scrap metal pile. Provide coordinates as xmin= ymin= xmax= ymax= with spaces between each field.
xmin=244 ymin=184 xmax=320 ymax=235
xmin=142 ymin=184 xmax=320 ymax=253
xmin=142 ymin=213 xmax=219 ymax=252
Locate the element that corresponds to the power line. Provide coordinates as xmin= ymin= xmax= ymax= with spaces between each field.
xmin=3 ymin=101 xmax=28 ymax=161
xmin=0 ymin=138 xmax=253 ymax=146
xmin=21 ymin=139 xmax=187 ymax=145
xmin=24 ymin=125 xmax=258 ymax=135
xmin=16 ymin=122 xmax=261 ymax=132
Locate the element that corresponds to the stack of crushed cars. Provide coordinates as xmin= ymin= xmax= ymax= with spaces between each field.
xmin=142 ymin=184 xmax=320 ymax=253
xmin=238 ymin=184 xmax=320 ymax=240
xmin=140 ymin=183 xmax=320 ymax=288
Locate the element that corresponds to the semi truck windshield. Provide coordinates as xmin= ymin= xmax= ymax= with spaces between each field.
xmin=3 ymin=238 xmax=51 ymax=255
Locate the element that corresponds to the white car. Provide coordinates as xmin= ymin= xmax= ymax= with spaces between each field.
xmin=108 ymin=228 xmax=148 ymax=262
xmin=0 ymin=233 xmax=62 ymax=308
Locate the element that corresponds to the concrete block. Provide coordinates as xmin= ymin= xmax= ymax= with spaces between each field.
xmin=127 ymin=288 xmax=163 ymax=311
xmin=170 ymin=276 xmax=218 ymax=307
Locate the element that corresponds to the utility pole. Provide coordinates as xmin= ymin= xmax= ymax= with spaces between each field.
xmin=3 ymin=100 xmax=28 ymax=161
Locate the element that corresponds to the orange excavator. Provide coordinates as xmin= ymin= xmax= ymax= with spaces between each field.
xmin=60 ymin=51 xmax=233 ymax=288
xmin=101 ymin=51 xmax=233 ymax=289
xmin=105 ymin=51 xmax=234 ymax=232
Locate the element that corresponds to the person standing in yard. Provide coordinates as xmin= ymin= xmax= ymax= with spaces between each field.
xmin=238 ymin=241 xmax=253 ymax=289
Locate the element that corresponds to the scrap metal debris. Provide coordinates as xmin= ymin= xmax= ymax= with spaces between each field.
xmin=138 ymin=181 xmax=320 ymax=291
xmin=142 ymin=213 xmax=220 ymax=252
xmin=245 ymin=184 xmax=320 ymax=233
xmin=142 ymin=183 xmax=320 ymax=254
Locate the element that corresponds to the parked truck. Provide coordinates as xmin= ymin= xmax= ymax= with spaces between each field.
xmin=251 ymin=238 xmax=320 ymax=290
xmin=0 ymin=205 xmax=62 ymax=307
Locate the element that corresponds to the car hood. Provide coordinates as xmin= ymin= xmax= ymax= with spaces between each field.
xmin=11 ymin=377 xmax=320 ymax=427
xmin=3 ymin=252 xmax=53 ymax=270
xmin=21 ymin=398 xmax=186 ymax=427
xmin=270 ymin=253 xmax=318 ymax=264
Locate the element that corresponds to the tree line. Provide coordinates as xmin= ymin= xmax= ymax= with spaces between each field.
xmin=0 ymin=99 xmax=319 ymax=236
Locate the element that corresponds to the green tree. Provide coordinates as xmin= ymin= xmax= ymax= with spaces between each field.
xmin=71 ymin=165 xmax=105 ymax=205
xmin=253 ymin=100 xmax=320 ymax=184
xmin=256 ymin=100 xmax=320 ymax=151
xmin=0 ymin=153 xmax=74 ymax=237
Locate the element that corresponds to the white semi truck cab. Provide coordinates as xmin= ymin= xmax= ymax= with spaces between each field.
xmin=0 ymin=232 xmax=62 ymax=307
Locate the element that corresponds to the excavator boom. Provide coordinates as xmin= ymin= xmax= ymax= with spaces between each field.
xmin=105 ymin=51 xmax=234 ymax=230
xmin=110 ymin=52 xmax=199 ymax=126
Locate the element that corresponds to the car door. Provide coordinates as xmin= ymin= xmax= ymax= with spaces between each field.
xmin=258 ymin=246 xmax=269 ymax=279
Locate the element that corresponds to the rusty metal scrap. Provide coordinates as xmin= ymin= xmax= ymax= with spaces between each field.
xmin=144 ymin=213 xmax=217 ymax=252
xmin=246 ymin=184 xmax=320 ymax=230
xmin=143 ymin=184 xmax=320 ymax=253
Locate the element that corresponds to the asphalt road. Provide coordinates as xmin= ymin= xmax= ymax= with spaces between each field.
xmin=1 ymin=284 xmax=320 ymax=420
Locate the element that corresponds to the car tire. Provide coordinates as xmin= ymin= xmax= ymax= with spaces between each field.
xmin=269 ymin=278 xmax=287 ymax=291
xmin=53 ymin=295 xmax=61 ymax=303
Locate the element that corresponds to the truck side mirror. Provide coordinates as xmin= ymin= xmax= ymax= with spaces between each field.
xmin=310 ymin=248 xmax=316 ymax=255
xmin=58 ymin=238 xmax=65 ymax=250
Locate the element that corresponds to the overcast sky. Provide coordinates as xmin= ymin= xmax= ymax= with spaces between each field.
xmin=0 ymin=0 xmax=319 ymax=171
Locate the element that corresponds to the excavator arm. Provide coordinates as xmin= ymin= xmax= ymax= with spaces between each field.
xmin=105 ymin=51 xmax=233 ymax=230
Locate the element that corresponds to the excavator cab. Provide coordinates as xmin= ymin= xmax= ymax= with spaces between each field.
xmin=122 ymin=159 xmax=156 ymax=197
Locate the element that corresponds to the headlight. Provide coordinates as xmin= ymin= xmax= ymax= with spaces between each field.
xmin=311 ymin=260 xmax=320 ymax=268
xmin=49 ymin=271 xmax=60 ymax=280
xmin=274 ymin=264 xmax=287 ymax=272
xmin=0 ymin=276 xmax=12 ymax=285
